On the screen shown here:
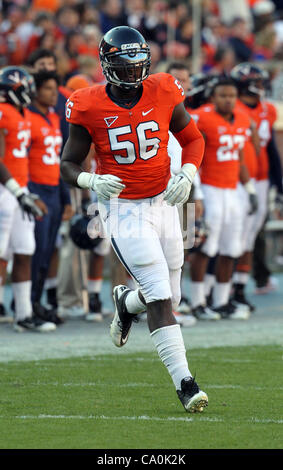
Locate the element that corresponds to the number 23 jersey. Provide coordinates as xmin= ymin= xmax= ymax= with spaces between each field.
xmin=66 ymin=73 xmax=185 ymax=199
xmin=196 ymin=107 xmax=251 ymax=189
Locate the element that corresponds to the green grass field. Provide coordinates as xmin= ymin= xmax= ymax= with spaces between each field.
xmin=0 ymin=344 xmax=282 ymax=449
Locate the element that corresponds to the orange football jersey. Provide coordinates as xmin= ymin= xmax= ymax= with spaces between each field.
xmin=0 ymin=103 xmax=31 ymax=187
xmin=65 ymin=73 xmax=185 ymax=199
xmin=28 ymin=107 xmax=62 ymax=186
xmin=197 ymin=107 xmax=251 ymax=188
xmin=188 ymin=103 xmax=213 ymax=124
xmin=236 ymin=99 xmax=277 ymax=180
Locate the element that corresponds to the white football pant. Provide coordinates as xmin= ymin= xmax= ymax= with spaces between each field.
xmin=200 ymin=184 xmax=243 ymax=258
xmin=0 ymin=185 xmax=35 ymax=260
xmin=98 ymin=193 xmax=185 ymax=307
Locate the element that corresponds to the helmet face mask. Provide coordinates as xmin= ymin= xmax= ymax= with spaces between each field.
xmin=99 ymin=26 xmax=151 ymax=90
xmin=0 ymin=66 xmax=36 ymax=107
xmin=187 ymin=73 xmax=217 ymax=109
xmin=231 ymin=63 xmax=269 ymax=99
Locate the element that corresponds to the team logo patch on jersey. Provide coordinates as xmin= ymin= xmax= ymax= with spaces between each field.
xmin=41 ymin=127 xmax=50 ymax=136
xmin=104 ymin=116 xmax=118 ymax=127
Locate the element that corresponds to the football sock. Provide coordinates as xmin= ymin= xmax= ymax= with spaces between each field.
xmin=150 ymin=324 xmax=192 ymax=390
xmin=233 ymin=272 xmax=249 ymax=286
xmin=12 ymin=281 xmax=32 ymax=321
xmin=213 ymin=281 xmax=231 ymax=308
xmin=190 ymin=282 xmax=206 ymax=308
xmin=204 ymin=273 xmax=215 ymax=297
xmin=88 ymin=279 xmax=102 ymax=294
xmin=44 ymin=277 xmax=58 ymax=290
xmin=125 ymin=289 xmax=146 ymax=314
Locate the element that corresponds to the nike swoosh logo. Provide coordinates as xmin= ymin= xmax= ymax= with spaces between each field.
xmin=142 ymin=108 xmax=154 ymax=116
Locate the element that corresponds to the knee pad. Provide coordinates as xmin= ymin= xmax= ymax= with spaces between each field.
xmin=140 ymin=278 xmax=172 ymax=304
xmin=128 ymin=238 xmax=159 ymax=267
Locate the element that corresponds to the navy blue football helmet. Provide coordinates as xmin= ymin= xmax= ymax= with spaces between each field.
xmin=0 ymin=66 xmax=36 ymax=107
xmin=99 ymin=26 xmax=151 ymax=90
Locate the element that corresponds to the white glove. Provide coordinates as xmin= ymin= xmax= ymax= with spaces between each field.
xmin=163 ymin=163 xmax=197 ymax=206
xmin=244 ymin=180 xmax=258 ymax=215
xmin=5 ymin=178 xmax=44 ymax=218
xmin=77 ymin=172 xmax=125 ymax=201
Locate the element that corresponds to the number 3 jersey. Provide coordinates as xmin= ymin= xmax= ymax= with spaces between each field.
xmin=65 ymin=73 xmax=185 ymax=199
xmin=0 ymin=103 xmax=31 ymax=187
xmin=27 ymin=106 xmax=62 ymax=186
xmin=196 ymin=107 xmax=251 ymax=189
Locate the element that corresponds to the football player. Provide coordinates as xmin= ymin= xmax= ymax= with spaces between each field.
xmin=27 ymin=70 xmax=68 ymax=325
xmin=231 ymin=63 xmax=279 ymax=305
xmin=0 ymin=66 xmax=55 ymax=332
xmin=27 ymin=49 xmax=72 ymax=312
xmin=189 ymin=77 xmax=258 ymax=320
xmin=166 ymin=62 xmax=201 ymax=326
xmin=61 ymin=26 xmax=208 ymax=413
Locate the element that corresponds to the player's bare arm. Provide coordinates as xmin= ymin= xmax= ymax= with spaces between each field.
xmin=0 ymin=161 xmax=13 ymax=185
xmin=0 ymin=128 xmax=47 ymax=218
xmin=61 ymin=123 xmax=125 ymax=200
xmin=60 ymin=123 xmax=92 ymax=186
xmin=250 ymin=120 xmax=261 ymax=155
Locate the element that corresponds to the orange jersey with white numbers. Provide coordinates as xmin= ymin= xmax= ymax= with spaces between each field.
xmin=66 ymin=73 xmax=185 ymax=199
xmin=197 ymin=107 xmax=251 ymax=188
xmin=236 ymin=99 xmax=277 ymax=180
xmin=0 ymin=103 xmax=31 ymax=187
xmin=28 ymin=106 xmax=62 ymax=185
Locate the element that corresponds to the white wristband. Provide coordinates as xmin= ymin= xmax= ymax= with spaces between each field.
xmin=244 ymin=180 xmax=256 ymax=195
xmin=5 ymin=178 xmax=24 ymax=198
xmin=77 ymin=172 xmax=93 ymax=189
xmin=181 ymin=163 xmax=197 ymax=183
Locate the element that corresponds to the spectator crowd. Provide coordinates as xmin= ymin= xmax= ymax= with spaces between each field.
xmin=1 ymin=1 xmax=283 ymax=83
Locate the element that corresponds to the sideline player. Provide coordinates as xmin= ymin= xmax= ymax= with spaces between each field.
xmin=61 ymin=26 xmax=208 ymax=413
xmin=231 ymin=63 xmax=279 ymax=303
xmin=27 ymin=48 xmax=72 ymax=310
xmin=166 ymin=62 xmax=203 ymax=325
xmin=28 ymin=70 xmax=67 ymax=325
xmin=189 ymin=77 xmax=257 ymax=320
xmin=0 ymin=66 xmax=55 ymax=332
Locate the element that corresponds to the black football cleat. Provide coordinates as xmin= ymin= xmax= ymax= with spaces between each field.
xmin=177 ymin=376 xmax=208 ymax=413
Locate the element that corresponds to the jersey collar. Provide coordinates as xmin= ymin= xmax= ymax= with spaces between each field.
xmin=105 ymin=83 xmax=143 ymax=109
xmin=28 ymin=104 xmax=52 ymax=125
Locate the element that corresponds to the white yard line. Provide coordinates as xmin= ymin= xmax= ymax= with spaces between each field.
xmin=2 ymin=381 xmax=282 ymax=391
xmin=6 ymin=414 xmax=283 ymax=424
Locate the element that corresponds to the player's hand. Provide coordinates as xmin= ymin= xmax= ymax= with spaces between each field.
xmin=248 ymin=193 xmax=258 ymax=215
xmin=78 ymin=172 xmax=125 ymax=201
xmin=62 ymin=204 xmax=74 ymax=221
xmin=164 ymin=170 xmax=192 ymax=206
xmin=244 ymin=181 xmax=258 ymax=215
xmin=91 ymin=174 xmax=125 ymax=200
xmin=194 ymin=199 xmax=204 ymax=219
xmin=17 ymin=193 xmax=48 ymax=219
xmin=77 ymin=172 xmax=125 ymax=200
